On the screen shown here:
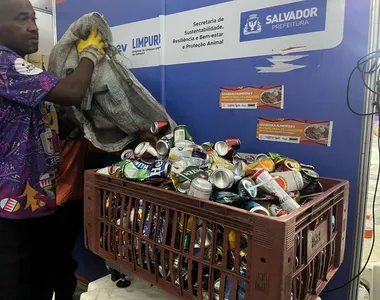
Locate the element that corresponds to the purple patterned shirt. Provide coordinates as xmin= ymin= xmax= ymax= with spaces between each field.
xmin=0 ymin=46 xmax=60 ymax=219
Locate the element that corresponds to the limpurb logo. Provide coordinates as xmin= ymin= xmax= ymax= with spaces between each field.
xmin=240 ymin=0 xmax=327 ymax=42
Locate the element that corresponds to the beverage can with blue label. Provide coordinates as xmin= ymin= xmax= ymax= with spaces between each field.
xmin=122 ymin=159 xmax=170 ymax=182
xmin=238 ymin=178 xmax=257 ymax=199
xmin=242 ymin=200 xmax=270 ymax=216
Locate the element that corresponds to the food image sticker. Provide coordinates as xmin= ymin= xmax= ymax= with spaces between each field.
xmin=256 ymin=118 xmax=333 ymax=146
xmin=220 ymin=85 xmax=284 ymax=109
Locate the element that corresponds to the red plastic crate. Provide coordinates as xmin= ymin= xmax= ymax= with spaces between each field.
xmin=84 ymin=170 xmax=348 ymax=300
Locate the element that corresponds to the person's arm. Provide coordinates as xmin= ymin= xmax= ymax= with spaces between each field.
xmin=0 ymin=27 xmax=104 ymax=109
xmin=45 ymin=58 xmax=94 ymax=106
xmin=46 ymin=26 xmax=105 ymax=106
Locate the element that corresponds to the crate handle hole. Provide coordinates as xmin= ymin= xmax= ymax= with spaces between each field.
xmin=88 ymin=197 xmax=91 ymax=200
xmin=260 ymin=257 xmax=266 ymax=263
xmin=288 ymin=257 xmax=291 ymax=263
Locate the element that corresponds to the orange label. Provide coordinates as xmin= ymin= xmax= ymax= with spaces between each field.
xmin=256 ymin=118 xmax=333 ymax=146
xmin=220 ymin=85 xmax=284 ymax=109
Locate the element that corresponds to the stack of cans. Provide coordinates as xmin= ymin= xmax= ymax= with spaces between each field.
xmin=98 ymin=122 xmax=322 ymax=217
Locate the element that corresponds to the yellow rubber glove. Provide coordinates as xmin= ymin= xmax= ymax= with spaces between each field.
xmin=77 ymin=26 xmax=105 ymax=65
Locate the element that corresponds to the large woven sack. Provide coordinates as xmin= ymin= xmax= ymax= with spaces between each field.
xmin=49 ymin=12 xmax=176 ymax=152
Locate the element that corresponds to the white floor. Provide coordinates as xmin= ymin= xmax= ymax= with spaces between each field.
xmin=80 ymin=275 xmax=174 ymax=300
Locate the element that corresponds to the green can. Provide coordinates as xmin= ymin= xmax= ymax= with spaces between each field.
xmin=174 ymin=125 xmax=193 ymax=145
xmin=184 ymin=234 xmax=191 ymax=251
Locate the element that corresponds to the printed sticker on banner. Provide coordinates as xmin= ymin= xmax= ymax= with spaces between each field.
xmin=220 ymin=85 xmax=284 ymax=109
xmin=240 ymin=0 xmax=327 ymax=42
xmin=256 ymin=118 xmax=333 ymax=146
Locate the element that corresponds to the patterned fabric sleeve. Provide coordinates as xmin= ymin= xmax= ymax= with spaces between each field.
xmin=0 ymin=49 xmax=59 ymax=107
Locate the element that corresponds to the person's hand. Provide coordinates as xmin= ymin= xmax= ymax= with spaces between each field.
xmin=138 ymin=131 xmax=159 ymax=146
xmin=77 ymin=27 xmax=105 ymax=66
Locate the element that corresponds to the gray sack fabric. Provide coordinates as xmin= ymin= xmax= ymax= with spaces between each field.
xmin=49 ymin=12 xmax=176 ymax=152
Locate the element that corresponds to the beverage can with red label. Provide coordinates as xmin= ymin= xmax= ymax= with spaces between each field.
xmin=224 ymin=137 xmax=241 ymax=150
xmin=252 ymin=168 xmax=300 ymax=213
xmin=150 ymin=121 xmax=169 ymax=135
xmin=271 ymin=171 xmax=304 ymax=192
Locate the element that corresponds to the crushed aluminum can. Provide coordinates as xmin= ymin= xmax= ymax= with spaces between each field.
xmin=178 ymin=180 xmax=191 ymax=194
xmin=267 ymin=202 xmax=288 ymax=217
xmin=174 ymin=125 xmax=193 ymax=145
xmin=195 ymin=227 xmax=213 ymax=248
xmin=240 ymin=248 xmax=248 ymax=268
xmin=188 ymin=178 xmax=213 ymax=200
xmin=158 ymin=264 xmax=171 ymax=279
xmin=121 ymin=149 xmax=135 ymax=160
xmin=201 ymin=141 xmax=214 ymax=152
xmin=238 ymin=178 xmax=258 ymax=200
xmin=181 ymin=156 xmax=206 ymax=167
xmin=332 ymin=215 xmax=336 ymax=232
xmin=278 ymin=158 xmax=302 ymax=172
xmin=168 ymin=145 xmax=193 ymax=162
xmin=234 ymin=152 xmax=256 ymax=164
xmin=255 ymin=153 xmax=269 ymax=162
xmin=211 ymin=157 xmax=235 ymax=173
xmin=156 ymin=133 xmax=174 ymax=155
xmin=224 ymin=137 xmax=241 ymax=150
xmin=210 ymin=168 xmax=235 ymax=190
xmin=271 ymin=171 xmax=304 ymax=192
xmin=180 ymin=166 xmax=210 ymax=182
xmin=228 ymin=229 xmax=237 ymax=250
xmin=156 ymin=139 xmax=172 ymax=157
xmin=252 ymin=168 xmax=300 ymax=213
xmin=171 ymin=159 xmax=191 ymax=175
xmin=234 ymin=160 xmax=247 ymax=177
xmin=247 ymin=157 xmax=275 ymax=173
xmin=301 ymin=168 xmax=319 ymax=188
xmin=147 ymin=160 xmax=171 ymax=181
xmin=134 ymin=142 xmax=158 ymax=158
xmin=242 ymin=201 xmax=270 ymax=216
xmin=288 ymin=191 xmax=301 ymax=203
xmin=205 ymin=245 xmax=224 ymax=266
xmin=122 ymin=159 xmax=169 ymax=182
xmin=214 ymin=141 xmax=233 ymax=158
xmin=192 ymin=149 xmax=207 ymax=160
xmin=96 ymin=166 xmax=110 ymax=175
xmin=174 ymin=269 xmax=188 ymax=287
xmin=178 ymin=213 xmax=198 ymax=233
xmin=214 ymin=279 xmax=220 ymax=300
xmin=268 ymin=152 xmax=282 ymax=160
xmin=150 ymin=121 xmax=169 ymax=135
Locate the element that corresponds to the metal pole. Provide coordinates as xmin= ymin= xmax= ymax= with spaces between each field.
xmin=349 ymin=0 xmax=380 ymax=299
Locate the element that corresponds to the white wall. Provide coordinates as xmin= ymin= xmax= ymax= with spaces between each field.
xmin=30 ymin=0 xmax=55 ymax=55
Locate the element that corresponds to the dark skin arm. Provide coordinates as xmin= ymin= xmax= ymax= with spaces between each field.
xmin=45 ymin=58 xmax=94 ymax=106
